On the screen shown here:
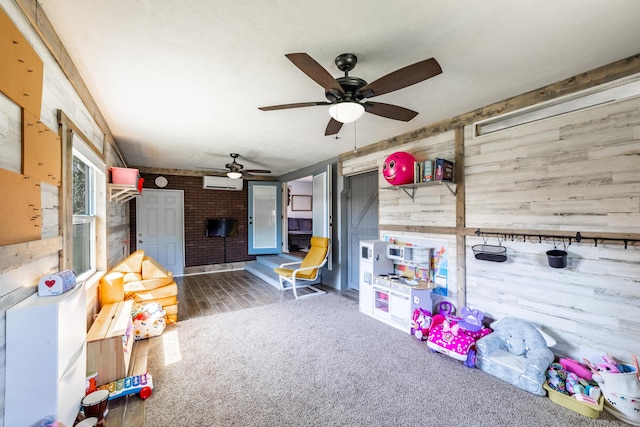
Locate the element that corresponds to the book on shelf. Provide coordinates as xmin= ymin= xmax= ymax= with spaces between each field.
xmin=414 ymin=160 xmax=435 ymax=183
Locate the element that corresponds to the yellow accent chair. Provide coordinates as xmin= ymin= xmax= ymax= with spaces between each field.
xmin=274 ymin=236 xmax=329 ymax=299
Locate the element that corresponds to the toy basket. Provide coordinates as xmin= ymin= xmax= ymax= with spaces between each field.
xmin=543 ymin=382 xmax=603 ymax=418
xmin=472 ymin=244 xmax=507 ymax=262
xmin=601 ymin=385 xmax=640 ymax=426
xmin=593 ymin=364 xmax=640 ymax=397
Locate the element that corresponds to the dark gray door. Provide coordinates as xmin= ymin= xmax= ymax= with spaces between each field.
xmin=347 ymin=170 xmax=379 ymax=290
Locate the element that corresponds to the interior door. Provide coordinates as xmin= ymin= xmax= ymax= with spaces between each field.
xmin=312 ymin=165 xmax=332 ymax=269
xmin=346 ymin=170 xmax=379 ymax=290
xmin=135 ymin=189 xmax=185 ymax=276
xmin=248 ymin=181 xmax=282 ymax=255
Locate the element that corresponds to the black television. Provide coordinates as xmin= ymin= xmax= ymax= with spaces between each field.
xmin=206 ymin=218 xmax=238 ymax=237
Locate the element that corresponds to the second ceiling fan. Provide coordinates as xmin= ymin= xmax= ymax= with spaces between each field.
xmin=259 ymin=52 xmax=442 ymax=136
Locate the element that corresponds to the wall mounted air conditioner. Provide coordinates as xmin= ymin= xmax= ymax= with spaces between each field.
xmin=202 ymin=176 xmax=243 ymax=191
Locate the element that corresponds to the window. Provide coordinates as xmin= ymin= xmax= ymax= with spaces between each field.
xmin=72 ymin=152 xmax=96 ymax=279
xmin=69 ymin=130 xmax=106 ymax=282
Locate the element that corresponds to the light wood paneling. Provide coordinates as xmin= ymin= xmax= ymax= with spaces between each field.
xmin=465 ymin=96 xmax=640 ymax=234
xmin=0 ymin=92 xmax=21 ymax=173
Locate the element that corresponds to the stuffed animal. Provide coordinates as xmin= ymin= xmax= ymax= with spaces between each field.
xmin=132 ymin=302 xmax=167 ymax=340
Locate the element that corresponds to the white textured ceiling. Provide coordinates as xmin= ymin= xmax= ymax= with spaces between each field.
xmin=39 ymin=0 xmax=640 ymax=176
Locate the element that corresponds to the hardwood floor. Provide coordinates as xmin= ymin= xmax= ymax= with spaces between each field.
xmin=114 ymin=268 xmax=357 ymax=426
xmin=175 ymin=270 xmax=298 ymax=320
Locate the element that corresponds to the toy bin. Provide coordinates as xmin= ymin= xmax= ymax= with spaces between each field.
xmin=601 ymin=385 xmax=640 ymax=426
xmin=543 ymin=382 xmax=604 ymax=418
xmin=110 ymin=167 xmax=139 ymax=185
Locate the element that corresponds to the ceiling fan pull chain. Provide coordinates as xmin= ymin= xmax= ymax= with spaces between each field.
xmin=353 ymin=121 xmax=358 ymax=154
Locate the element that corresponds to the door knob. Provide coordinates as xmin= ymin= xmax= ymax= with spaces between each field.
xmin=138 ymin=240 xmax=143 ymax=244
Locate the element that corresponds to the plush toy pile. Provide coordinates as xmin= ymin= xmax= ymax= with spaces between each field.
xmin=99 ymin=250 xmax=178 ymax=324
xmin=132 ymin=302 xmax=167 ymax=340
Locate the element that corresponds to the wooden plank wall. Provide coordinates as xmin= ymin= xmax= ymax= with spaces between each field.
xmin=0 ymin=4 xmax=130 ymax=424
xmin=342 ymin=95 xmax=640 ymax=362
xmin=464 ymin=96 xmax=640 ymax=360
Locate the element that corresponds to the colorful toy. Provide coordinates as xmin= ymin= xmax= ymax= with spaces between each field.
xmin=560 ymin=357 xmax=593 ymax=381
xmin=410 ymin=308 xmax=432 ymax=340
xmin=97 ymin=372 xmax=154 ymax=400
xmin=426 ymin=303 xmax=491 ymax=368
xmin=132 ymin=303 xmax=166 ymax=340
xmin=546 ymin=362 xmax=568 ymax=394
xmin=382 ymin=151 xmax=415 ymax=185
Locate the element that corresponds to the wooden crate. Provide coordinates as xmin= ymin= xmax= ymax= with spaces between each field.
xmin=87 ymin=300 xmax=134 ymax=386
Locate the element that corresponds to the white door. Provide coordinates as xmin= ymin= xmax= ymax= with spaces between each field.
xmin=135 ymin=189 xmax=185 ymax=276
xmin=312 ymin=165 xmax=332 ymax=268
xmin=248 ymin=181 xmax=282 ymax=255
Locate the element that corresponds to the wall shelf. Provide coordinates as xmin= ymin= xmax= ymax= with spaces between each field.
xmin=381 ymin=180 xmax=456 ymax=201
xmin=108 ymin=184 xmax=140 ymax=203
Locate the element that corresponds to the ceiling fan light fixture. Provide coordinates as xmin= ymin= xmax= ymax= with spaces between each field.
xmin=329 ymin=101 xmax=365 ymax=123
xmin=227 ymin=171 xmax=242 ymax=179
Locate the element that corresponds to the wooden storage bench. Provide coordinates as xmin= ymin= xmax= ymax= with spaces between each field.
xmin=87 ymin=300 xmax=134 ymax=386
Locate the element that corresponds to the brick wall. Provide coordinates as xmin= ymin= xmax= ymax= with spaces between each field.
xmin=129 ymin=173 xmax=255 ymax=267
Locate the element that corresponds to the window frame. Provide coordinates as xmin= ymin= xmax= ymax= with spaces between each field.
xmin=59 ymin=113 xmax=107 ymax=285
xmin=72 ymin=150 xmax=98 ymax=281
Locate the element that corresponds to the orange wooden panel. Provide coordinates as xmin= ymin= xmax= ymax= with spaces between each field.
xmin=0 ymin=8 xmax=44 ymax=116
xmin=22 ymin=109 xmax=61 ymax=186
xmin=0 ymin=168 xmax=41 ymax=245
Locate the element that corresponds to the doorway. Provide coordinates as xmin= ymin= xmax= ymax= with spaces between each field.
xmin=346 ymin=170 xmax=379 ymax=290
xmin=135 ymin=189 xmax=185 ymax=276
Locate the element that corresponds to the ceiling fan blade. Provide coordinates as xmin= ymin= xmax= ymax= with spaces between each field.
xmin=363 ymin=101 xmax=418 ymax=122
xmin=245 ymin=169 xmax=272 ymax=174
xmin=325 ymin=118 xmax=343 ymax=136
xmin=285 ymin=53 xmax=345 ymax=94
xmin=259 ymin=101 xmax=331 ymax=111
xmin=358 ymin=58 xmax=442 ymax=98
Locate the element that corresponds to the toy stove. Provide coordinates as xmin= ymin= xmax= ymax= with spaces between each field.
xmin=371 ymin=274 xmax=428 ymax=332
xmin=373 ymin=274 xmax=419 ymax=293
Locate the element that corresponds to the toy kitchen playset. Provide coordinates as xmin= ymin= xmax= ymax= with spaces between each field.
xmin=359 ymin=240 xmax=438 ymax=333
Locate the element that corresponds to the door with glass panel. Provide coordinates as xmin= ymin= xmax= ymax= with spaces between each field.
xmin=248 ymin=181 xmax=282 ymax=255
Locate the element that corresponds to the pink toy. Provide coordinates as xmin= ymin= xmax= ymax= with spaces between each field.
xmin=410 ymin=308 xmax=432 ymax=340
xmin=560 ymin=357 xmax=593 ymax=381
xmin=382 ymin=151 xmax=415 ymax=185
xmin=583 ymin=355 xmax=621 ymax=374
xmin=426 ymin=304 xmax=491 ymax=368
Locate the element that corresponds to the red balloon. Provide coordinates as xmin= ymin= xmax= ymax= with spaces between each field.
xmin=383 ymin=151 xmax=415 ymax=185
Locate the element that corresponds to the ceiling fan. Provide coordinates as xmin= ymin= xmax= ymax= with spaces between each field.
xmin=204 ymin=153 xmax=272 ymax=179
xmin=259 ymin=52 xmax=442 ymax=136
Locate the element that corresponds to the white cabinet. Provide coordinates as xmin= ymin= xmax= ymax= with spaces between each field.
xmin=5 ymin=284 xmax=87 ymax=427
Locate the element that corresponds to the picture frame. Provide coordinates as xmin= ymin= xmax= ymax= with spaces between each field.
xmin=291 ymin=195 xmax=312 ymax=211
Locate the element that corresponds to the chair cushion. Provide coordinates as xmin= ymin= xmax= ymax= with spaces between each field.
xmin=288 ymin=217 xmax=300 ymax=231
xmin=275 ymin=237 xmax=329 ymax=280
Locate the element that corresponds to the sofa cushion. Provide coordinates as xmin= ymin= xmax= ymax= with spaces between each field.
xmin=288 ymin=217 xmax=300 ymax=231
xmin=298 ymin=218 xmax=312 ymax=231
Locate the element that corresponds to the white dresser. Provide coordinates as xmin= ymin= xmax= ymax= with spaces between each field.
xmin=5 ymin=283 xmax=87 ymax=427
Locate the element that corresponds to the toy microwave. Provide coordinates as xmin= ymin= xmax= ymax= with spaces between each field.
xmin=386 ymin=244 xmax=412 ymax=262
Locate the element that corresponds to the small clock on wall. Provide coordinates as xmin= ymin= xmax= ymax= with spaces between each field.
xmin=155 ymin=176 xmax=168 ymax=188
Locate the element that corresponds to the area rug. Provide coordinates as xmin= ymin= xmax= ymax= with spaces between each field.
xmin=145 ymin=293 xmax=625 ymax=426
